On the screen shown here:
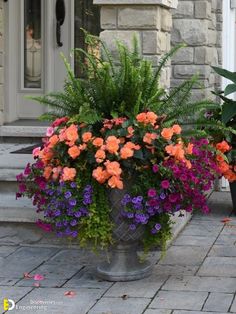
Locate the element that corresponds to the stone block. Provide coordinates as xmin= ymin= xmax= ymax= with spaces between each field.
xmin=159 ymin=245 xmax=208 ymax=266
xmin=194 ymin=47 xmax=218 ymax=65
xmin=173 ymin=1 xmax=194 ymax=19
xmin=100 ymin=30 xmax=141 ymax=56
xmin=161 ymin=8 xmax=172 ymax=31
xmin=0 ymin=85 xmax=3 ymax=110
xmin=208 ymin=14 xmax=216 ymax=30
xmin=162 ymin=275 xmax=236 ymax=293
xmin=171 ymin=47 xmax=194 ymax=64
xmin=30 ymin=262 xmax=82 ymax=279
xmin=144 ymin=310 xmax=171 ymax=314
xmin=173 ymin=64 xmax=210 ymax=79
xmin=154 ymin=264 xmax=198 ymax=276
xmin=101 ymin=6 xmax=117 ymax=29
xmin=230 ymin=296 xmax=236 ymax=312
xmin=173 ymin=235 xmax=216 ymax=246
xmin=203 ymin=293 xmax=233 ymax=312
xmin=0 ymin=52 xmax=3 ymax=66
xmin=172 ymin=20 xmax=208 ymax=45
xmin=150 ymin=291 xmax=208 ymax=310
xmin=0 ymin=67 xmax=3 ymax=84
xmin=198 ymin=256 xmax=236 ymax=277
xmin=17 ymin=287 xmax=103 ymax=314
xmin=118 ymin=6 xmax=161 ymax=29
xmin=143 ymin=31 xmax=159 ymax=54
xmin=208 ymin=30 xmax=217 ymax=46
xmin=195 ymin=1 xmax=211 ymax=19
xmin=88 ymin=297 xmax=150 ymax=314
xmin=104 ymin=274 xmax=168 ymax=298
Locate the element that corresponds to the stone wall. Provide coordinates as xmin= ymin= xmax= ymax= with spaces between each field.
xmin=94 ymin=0 xmax=178 ymax=89
xmin=0 ymin=0 xmax=3 ymax=124
xmin=171 ymin=0 xmax=222 ymax=100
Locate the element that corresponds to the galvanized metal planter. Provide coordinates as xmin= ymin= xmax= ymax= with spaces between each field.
xmin=97 ymin=181 xmax=153 ymax=281
xmin=230 ymin=181 xmax=236 ymax=212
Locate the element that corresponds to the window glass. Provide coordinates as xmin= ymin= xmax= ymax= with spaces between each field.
xmin=24 ymin=0 xmax=42 ymax=88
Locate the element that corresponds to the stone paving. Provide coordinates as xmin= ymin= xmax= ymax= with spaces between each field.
xmin=0 ymin=191 xmax=235 ymax=314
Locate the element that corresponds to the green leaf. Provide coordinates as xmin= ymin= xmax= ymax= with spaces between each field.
xmin=212 ymin=66 xmax=236 ymax=84
xmin=134 ymin=149 xmax=144 ymax=160
xmin=225 ymin=83 xmax=236 ymax=96
xmin=222 ymin=101 xmax=236 ymax=124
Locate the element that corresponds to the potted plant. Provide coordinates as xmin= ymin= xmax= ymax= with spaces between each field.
xmin=212 ymin=66 xmax=236 ymax=211
xmin=16 ymin=37 xmax=224 ymax=281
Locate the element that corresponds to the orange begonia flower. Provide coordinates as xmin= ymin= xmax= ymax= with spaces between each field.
xmin=172 ymin=124 xmax=182 ymax=134
xmin=185 ymin=143 xmax=194 ymax=155
xmin=108 ymin=176 xmax=123 ymax=189
xmin=52 ymin=166 xmax=62 ymax=180
xmin=105 ymin=160 xmax=122 ymax=177
xmin=143 ymin=133 xmax=158 ymax=145
xmin=82 ymin=132 xmax=93 ymax=143
xmin=43 ymin=166 xmax=52 ymax=180
xmin=61 ymin=167 xmax=76 ymax=181
xmin=95 ymin=149 xmax=106 ymax=163
xmin=161 ymin=128 xmax=174 ymax=141
xmin=218 ymin=161 xmax=230 ymax=173
xmin=92 ymin=167 xmax=110 ymax=184
xmin=68 ymin=146 xmax=81 ymax=159
xmin=216 ymin=154 xmax=224 ymax=162
xmin=92 ymin=137 xmax=104 ymax=147
xmin=216 ymin=141 xmax=231 ymax=153
xmin=48 ymin=135 xmax=59 ymax=148
xmin=146 ymin=111 xmax=158 ymax=125
xmin=120 ymin=147 xmax=134 ymax=159
xmin=136 ymin=112 xmax=158 ymax=125
xmin=127 ymin=126 xmax=134 ymax=138
xmin=64 ymin=124 xmax=79 ymax=143
xmin=105 ymin=136 xmax=120 ymax=154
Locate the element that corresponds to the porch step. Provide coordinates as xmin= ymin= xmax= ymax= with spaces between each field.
xmin=0 ymin=193 xmax=41 ymax=223
xmin=0 ymin=120 xmax=48 ymax=143
xmin=0 ymin=146 xmax=37 ymax=222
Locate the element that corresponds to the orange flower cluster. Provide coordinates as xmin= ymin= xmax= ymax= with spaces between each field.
xmin=216 ymin=141 xmax=236 ymax=182
xmin=136 ymin=112 xmax=158 ymax=125
xmin=37 ymin=114 xmax=194 ymax=188
xmin=161 ymin=124 xmax=182 ymax=141
xmin=165 ymin=142 xmax=193 ymax=168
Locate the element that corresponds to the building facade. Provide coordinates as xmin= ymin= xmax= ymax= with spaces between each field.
xmin=0 ymin=0 xmax=234 ymax=128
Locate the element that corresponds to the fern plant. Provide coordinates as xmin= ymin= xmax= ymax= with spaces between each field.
xmin=31 ymin=33 xmax=235 ymax=138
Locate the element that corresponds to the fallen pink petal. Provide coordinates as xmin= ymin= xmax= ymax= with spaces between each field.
xmin=64 ymin=291 xmax=76 ymax=297
xmin=23 ymin=272 xmax=32 ymax=279
xmin=33 ymin=274 xmax=45 ymax=281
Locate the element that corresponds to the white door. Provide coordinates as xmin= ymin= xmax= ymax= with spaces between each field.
xmin=4 ymin=0 xmax=74 ymax=122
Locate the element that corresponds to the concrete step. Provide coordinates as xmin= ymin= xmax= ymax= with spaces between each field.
xmin=0 ymin=193 xmax=42 ymax=223
xmin=0 ymin=120 xmax=48 ymax=143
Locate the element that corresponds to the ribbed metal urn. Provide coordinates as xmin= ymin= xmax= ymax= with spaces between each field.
xmin=97 ymin=180 xmax=153 ymax=281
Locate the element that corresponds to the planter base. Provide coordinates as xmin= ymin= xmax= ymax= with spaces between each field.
xmin=96 ymin=243 xmax=153 ymax=281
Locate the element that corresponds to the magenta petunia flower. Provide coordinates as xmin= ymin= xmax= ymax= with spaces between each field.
xmin=148 ymin=188 xmax=157 ymax=198
xmin=152 ymin=164 xmax=159 ymax=173
xmin=161 ymin=180 xmax=170 ymax=189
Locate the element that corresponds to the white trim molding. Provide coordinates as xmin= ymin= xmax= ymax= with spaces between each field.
xmin=94 ymin=0 xmax=178 ymax=9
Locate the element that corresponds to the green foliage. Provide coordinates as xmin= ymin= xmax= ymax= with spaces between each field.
xmin=212 ymin=66 xmax=236 ymax=165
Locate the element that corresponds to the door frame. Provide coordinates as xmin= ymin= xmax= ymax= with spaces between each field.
xmin=3 ymin=0 xmax=74 ymax=123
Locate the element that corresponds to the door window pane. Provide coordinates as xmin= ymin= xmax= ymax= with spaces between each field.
xmin=74 ymin=0 xmax=100 ymax=77
xmin=24 ymin=0 xmax=42 ymax=88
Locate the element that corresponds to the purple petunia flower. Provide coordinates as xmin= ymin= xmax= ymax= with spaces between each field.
xmin=154 ymin=223 xmax=161 ymax=231
xmin=69 ymin=199 xmax=77 ymax=206
xmin=65 ymin=191 xmax=72 ymax=199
